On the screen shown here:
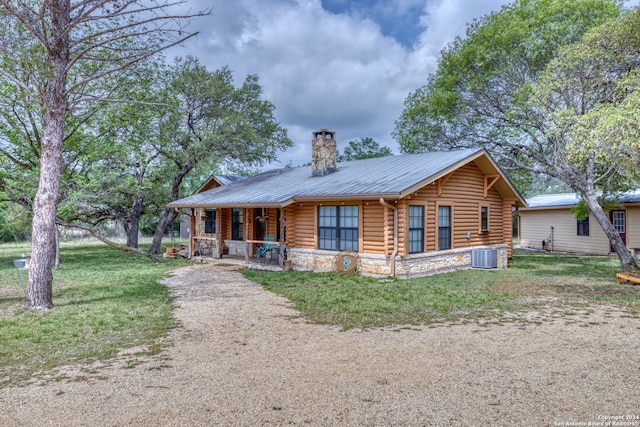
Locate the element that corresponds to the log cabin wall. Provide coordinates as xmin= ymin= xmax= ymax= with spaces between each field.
xmin=283 ymin=161 xmax=513 ymax=257
xmin=284 ymin=206 xmax=295 ymax=247
xmin=219 ymin=208 xmax=230 ymax=241
xmin=289 ymin=201 xmax=386 ymax=253
xmin=362 ymin=202 xmax=387 ymax=255
xmin=289 ymin=203 xmax=316 ymax=249
xmin=265 ymin=208 xmax=279 ymax=238
xmin=401 ymin=162 xmax=508 ymax=256
xmin=396 ymin=199 xmax=408 ymax=256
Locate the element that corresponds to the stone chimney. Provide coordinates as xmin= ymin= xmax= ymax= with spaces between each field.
xmin=311 ymin=128 xmax=337 ymax=177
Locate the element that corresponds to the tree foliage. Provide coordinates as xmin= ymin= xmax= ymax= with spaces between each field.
xmin=394 ymin=0 xmax=621 ymax=189
xmin=146 ymin=56 xmax=292 ymax=254
xmin=50 ymin=55 xmax=292 ymax=255
xmin=394 ymin=0 xmax=639 ymax=269
xmin=0 ymin=0 xmax=207 ymax=310
xmin=337 ymin=137 xmax=393 ymax=162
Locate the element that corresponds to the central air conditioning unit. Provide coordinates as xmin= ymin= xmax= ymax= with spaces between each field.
xmin=471 ymin=248 xmax=498 ymax=269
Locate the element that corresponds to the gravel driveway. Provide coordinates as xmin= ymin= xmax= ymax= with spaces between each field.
xmin=1 ymin=263 xmax=639 ymax=426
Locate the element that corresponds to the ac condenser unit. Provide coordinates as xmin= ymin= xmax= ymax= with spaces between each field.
xmin=471 ymin=248 xmax=498 ymax=269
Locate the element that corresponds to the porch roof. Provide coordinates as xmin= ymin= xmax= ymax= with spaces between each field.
xmin=168 ymin=148 xmax=527 ymax=209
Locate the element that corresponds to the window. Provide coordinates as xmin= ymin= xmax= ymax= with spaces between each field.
xmin=232 ymin=208 xmax=243 ymax=240
xmin=438 ymin=205 xmax=451 ymax=250
xmin=480 ymin=206 xmax=489 ymax=232
xmin=318 ymin=205 xmax=359 ymax=251
xmin=577 ymin=216 xmax=589 ymax=236
xmin=205 ymin=209 xmax=216 ymax=234
xmin=612 ymin=211 xmax=625 ymax=233
xmin=409 ymin=205 xmax=424 ymax=253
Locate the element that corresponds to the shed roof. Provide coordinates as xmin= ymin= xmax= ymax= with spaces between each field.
xmin=524 ymin=189 xmax=640 ymax=209
xmin=168 ymin=148 xmax=526 ymax=209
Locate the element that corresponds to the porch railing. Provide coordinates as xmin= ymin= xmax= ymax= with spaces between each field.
xmin=192 ymin=236 xmax=218 ymax=258
xmin=245 ymin=239 xmax=285 ymax=267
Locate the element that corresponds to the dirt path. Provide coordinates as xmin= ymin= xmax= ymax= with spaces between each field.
xmin=1 ymin=263 xmax=639 ymax=426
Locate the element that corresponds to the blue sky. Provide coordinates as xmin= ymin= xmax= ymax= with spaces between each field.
xmin=168 ymin=0 xmax=639 ymax=171
xmin=321 ymin=0 xmax=425 ymax=46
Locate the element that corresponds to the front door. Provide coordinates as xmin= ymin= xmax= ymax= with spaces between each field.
xmin=610 ymin=210 xmax=626 ymax=252
xmin=254 ymin=208 xmax=266 ymax=241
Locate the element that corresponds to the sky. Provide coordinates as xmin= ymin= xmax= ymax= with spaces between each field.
xmin=166 ymin=0 xmax=636 ymax=171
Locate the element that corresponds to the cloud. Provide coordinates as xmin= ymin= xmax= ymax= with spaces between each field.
xmin=169 ymin=0 xmax=515 ymax=169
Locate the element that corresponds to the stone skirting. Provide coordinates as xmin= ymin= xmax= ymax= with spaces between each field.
xmin=224 ymin=240 xmax=245 ymax=256
xmin=287 ymin=245 xmax=508 ymax=278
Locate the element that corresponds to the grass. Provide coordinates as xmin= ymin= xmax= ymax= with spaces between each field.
xmin=0 ymin=240 xmax=190 ymax=388
xmin=2 ymin=242 xmax=639 ymax=387
xmin=242 ymin=251 xmax=640 ymax=330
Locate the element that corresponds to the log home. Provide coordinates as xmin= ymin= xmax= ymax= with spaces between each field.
xmin=168 ymin=129 xmax=526 ymax=278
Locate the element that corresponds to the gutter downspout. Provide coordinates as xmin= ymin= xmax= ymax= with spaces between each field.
xmin=380 ymin=198 xmax=398 ymax=278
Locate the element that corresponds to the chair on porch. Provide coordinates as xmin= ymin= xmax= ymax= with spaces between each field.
xmin=256 ymin=236 xmax=277 ymax=264
xmin=195 ymin=241 xmax=212 ymax=257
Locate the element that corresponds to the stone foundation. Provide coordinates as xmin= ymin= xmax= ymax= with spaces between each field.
xmin=287 ymin=245 xmax=508 ymax=278
xmin=224 ymin=240 xmax=246 ymax=256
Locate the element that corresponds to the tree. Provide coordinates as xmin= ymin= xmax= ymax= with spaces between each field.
xmin=67 ymin=65 xmax=168 ymax=250
xmin=337 ymin=137 xmax=393 ymax=162
xmin=528 ymin=9 xmax=640 ymax=268
xmin=394 ymin=0 xmax=639 ymax=270
xmin=146 ymin=56 xmax=292 ymax=255
xmin=0 ymin=1 xmax=207 ymax=310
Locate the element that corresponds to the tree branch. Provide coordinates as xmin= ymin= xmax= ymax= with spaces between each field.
xmin=57 ymin=220 xmax=160 ymax=262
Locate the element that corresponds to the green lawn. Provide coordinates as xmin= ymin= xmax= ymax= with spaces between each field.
xmin=242 ymin=251 xmax=640 ymax=330
xmin=2 ymin=243 xmax=639 ymax=389
xmin=0 ymin=241 xmax=190 ymax=388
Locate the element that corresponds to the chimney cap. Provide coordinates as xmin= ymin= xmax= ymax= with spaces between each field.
xmin=313 ymin=128 xmax=335 ymax=139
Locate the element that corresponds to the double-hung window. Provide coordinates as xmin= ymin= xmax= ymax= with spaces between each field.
xmin=205 ymin=209 xmax=216 ymax=234
xmin=318 ymin=205 xmax=359 ymax=251
xmin=577 ymin=216 xmax=589 ymax=236
xmin=438 ymin=205 xmax=452 ymax=250
xmin=409 ymin=205 xmax=424 ymax=253
xmin=480 ymin=206 xmax=489 ymax=232
xmin=231 ymin=208 xmax=243 ymax=240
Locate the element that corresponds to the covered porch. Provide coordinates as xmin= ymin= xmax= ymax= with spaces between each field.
xmin=179 ymin=205 xmax=289 ymax=270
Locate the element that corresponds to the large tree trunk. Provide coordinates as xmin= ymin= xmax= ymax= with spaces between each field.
xmin=27 ymin=0 xmax=70 ymax=311
xmin=125 ymin=219 xmax=140 ymax=248
xmin=580 ymin=189 xmax=638 ymax=271
xmin=148 ymin=207 xmax=178 ymax=255
xmin=125 ymin=182 xmax=146 ymax=248
xmin=148 ymin=162 xmax=192 ymax=255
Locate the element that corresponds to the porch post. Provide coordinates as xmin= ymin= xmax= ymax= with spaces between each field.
xmin=215 ymin=208 xmax=222 ymax=259
xmin=278 ymin=207 xmax=285 ymax=268
xmin=189 ymin=208 xmax=196 ymax=259
xmin=244 ymin=207 xmax=250 ymax=263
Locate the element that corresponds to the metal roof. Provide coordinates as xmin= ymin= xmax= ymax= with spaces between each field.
xmin=169 ymin=148 xmax=525 ymax=208
xmin=525 ymin=193 xmax=581 ymax=208
xmin=194 ymin=175 xmax=246 ymax=194
xmin=214 ymin=175 xmax=245 ymax=185
xmin=525 ymin=189 xmax=640 ymax=209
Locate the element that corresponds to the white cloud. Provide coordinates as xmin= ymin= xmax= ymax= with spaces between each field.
xmin=167 ymin=0 xmax=539 ymax=169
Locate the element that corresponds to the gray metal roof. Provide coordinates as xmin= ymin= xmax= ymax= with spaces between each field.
xmin=214 ymin=175 xmax=245 ymax=185
xmin=525 ymin=189 xmax=640 ymax=209
xmin=525 ymin=193 xmax=581 ymax=208
xmin=169 ymin=148 xmax=519 ymax=208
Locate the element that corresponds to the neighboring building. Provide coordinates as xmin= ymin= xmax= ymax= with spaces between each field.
xmin=518 ymin=191 xmax=640 ymax=255
xmin=168 ymin=128 xmax=526 ymax=278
